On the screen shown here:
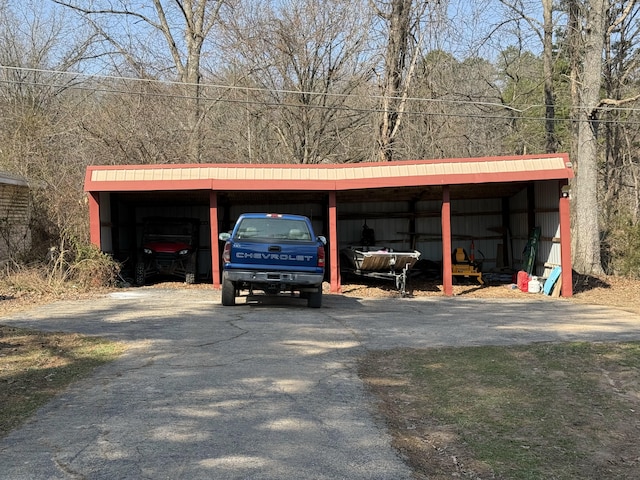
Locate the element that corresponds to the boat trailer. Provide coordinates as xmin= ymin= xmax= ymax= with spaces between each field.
xmin=340 ymin=246 xmax=421 ymax=297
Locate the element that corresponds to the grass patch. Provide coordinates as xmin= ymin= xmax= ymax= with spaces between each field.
xmin=0 ymin=325 xmax=125 ymax=437
xmin=359 ymin=342 xmax=640 ymax=479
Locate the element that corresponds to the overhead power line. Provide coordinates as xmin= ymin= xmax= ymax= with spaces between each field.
xmin=2 ymin=64 xmax=640 ymax=124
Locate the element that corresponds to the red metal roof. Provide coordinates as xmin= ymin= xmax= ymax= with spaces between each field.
xmin=84 ymin=154 xmax=573 ymax=193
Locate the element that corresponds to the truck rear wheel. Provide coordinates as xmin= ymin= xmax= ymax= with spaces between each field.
xmin=221 ymin=278 xmax=236 ymax=306
xmin=185 ymin=256 xmax=197 ymax=284
xmin=135 ymin=262 xmax=146 ymax=286
xmin=307 ymin=286 xmax=322 ymax=308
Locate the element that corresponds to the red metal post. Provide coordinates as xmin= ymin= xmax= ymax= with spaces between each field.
xmin=88 ymin=192 xmax=101 ymax=248
xmin=441 ymin=186 xmax=453 ymax=296
xmin=328 ymin=191 xmax=340 ymax=293
xmin=559 ymin=181 xmax=573 ymax=296
xmin=210 ymin=191 xmax=221 ymax=289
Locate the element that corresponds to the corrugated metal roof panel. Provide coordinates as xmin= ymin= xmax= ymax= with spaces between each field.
xmin=85 ymin=155 xmax=573 ymax=192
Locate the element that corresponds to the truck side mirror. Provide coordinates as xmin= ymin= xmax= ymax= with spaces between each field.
xmin=219 ymin=232 xmax=231 ymax=241
xmin=317 ymin=235 xmax=327 ymax=245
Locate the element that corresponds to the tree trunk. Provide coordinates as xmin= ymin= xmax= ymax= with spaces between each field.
xmin=378 ymin=0 xmax=412 ymax=162
xmin=542 ymin=0 xmax=557 ymax=153
xmin=572 ymin=0 xmax=607 ymax=275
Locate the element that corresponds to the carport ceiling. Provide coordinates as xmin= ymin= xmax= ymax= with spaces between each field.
xmin=219 ymin=182 xmax=528 ymax=204
xmin=114 ymin=190 xmax=211 ymax=206
xmin=335 ymin=182 xmax=528 ymax=203
xmin=111 ymin=182 xmax=530 ymax=206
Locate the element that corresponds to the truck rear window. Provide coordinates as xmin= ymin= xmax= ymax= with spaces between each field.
xmin=235 ymin=218 xmax=312 ymax=241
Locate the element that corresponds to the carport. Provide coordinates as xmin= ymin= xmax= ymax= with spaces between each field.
xmin=84 ymin=153 xmax=574 ymax=296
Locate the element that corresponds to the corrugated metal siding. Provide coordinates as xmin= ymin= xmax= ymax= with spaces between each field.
xmin=504 ymin=182 xmax=563 ymax=276
xmin=538 ymin=221 xmax=562 ymax=277
xmin=536 ymin=180 xmax=562 ymax=277
xmin=450 ymin=198 xmax=503 ymax=270
xmin=0 ymin=184 xmax=29 ymax=222
xmin=414 ymin=200 xmax=444 ymax=261
xmin=333 ymin=188 xmax=560 ymax=275
xmin=229 ymin=203 xmax=325 ymax=224
xmin=535 ymin=180 xmax=560 ymax=209
xmin=339 ymin=200 xmax=408 ymax=214
xmin=99 ymin=192 xmax=112 ymax=253
xmin=343 ymin=217 xmax=413 ymax=249
xmin=336 ymin=195 xmax=524 ymax=272
xmin=229 ymin=203 xmax=326 ymax=239
xmin=508 ymin=188 xmax=529 ymax=271
xmin=510 ymin=187 xmax=529 ymax=210
xmin=0 ymin=183 xmax=31 ymax=263
xmin=339 ymin=206 xmax=410 ymax=248
xmin=338 ymin=201 xmax=414 ymax=250
xmin=510 ymin=213 xmax=529 ymax=270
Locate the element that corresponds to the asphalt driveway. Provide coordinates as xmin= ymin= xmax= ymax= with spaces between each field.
xmin=1 ymin=288 xmax=640 ymax=479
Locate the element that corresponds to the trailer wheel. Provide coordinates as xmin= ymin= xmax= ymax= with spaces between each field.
xmin=307 ymin=286 xmax=322 ymax=308
xmin=396 ymin=264 xmax=411 ymax=297
xmin=221 ymin=278 xmax=236 ymax=306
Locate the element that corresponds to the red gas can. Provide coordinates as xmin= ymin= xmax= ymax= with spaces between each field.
xmin=517 ymin=270 xmax=529 ymax=292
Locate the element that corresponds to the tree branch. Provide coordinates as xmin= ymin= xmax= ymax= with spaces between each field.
xmin=598 ymin=92 xmax=640 ymax=108
xmin=607 ymin=0 xmax=637 ymax=36
xmin=50 ymin=0 xmax=162 ymax=30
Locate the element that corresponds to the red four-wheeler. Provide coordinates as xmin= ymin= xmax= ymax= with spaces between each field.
xmin=135 ymin=217 xmax=200 ymax=285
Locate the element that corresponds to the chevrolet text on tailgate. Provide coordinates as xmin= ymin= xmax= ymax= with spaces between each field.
xmin=219 ymin=213 xmax=327 ymax=307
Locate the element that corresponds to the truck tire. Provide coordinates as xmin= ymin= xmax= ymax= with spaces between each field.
xmin=221 ymin=278 xmax=236 ymax=306
xmin=307 ymin=287 xmax=322 ymax=308
xmin=135 ymin=262 xmax=146 ymax=286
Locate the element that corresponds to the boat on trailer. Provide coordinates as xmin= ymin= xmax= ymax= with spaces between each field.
xmin=340 ymin=246 xmax=421 ymax=297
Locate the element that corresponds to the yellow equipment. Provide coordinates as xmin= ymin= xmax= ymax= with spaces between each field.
xmin=452 ymin=247 xmax=484 ymax=285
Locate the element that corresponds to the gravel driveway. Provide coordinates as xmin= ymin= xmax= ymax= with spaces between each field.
xmin=1 ymin=288 xmax=640 ymax=479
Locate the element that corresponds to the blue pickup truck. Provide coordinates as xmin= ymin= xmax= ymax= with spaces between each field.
xmin=218 ymin=213 xmax=327 ymax=307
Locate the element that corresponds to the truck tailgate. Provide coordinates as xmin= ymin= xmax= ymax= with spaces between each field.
xmin=228 ymin=241 xmax=321 ymax=272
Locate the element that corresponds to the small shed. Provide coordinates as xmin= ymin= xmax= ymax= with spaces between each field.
xmin=0 ymin=172 xmax=31 ymax=265
xmin=84 ymin=154 xmax=574 ymax=296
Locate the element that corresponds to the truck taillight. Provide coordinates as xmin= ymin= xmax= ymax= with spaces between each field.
xmin=222 ymin=242 xmax=231 ymax=263
xmin=317 ymin=245 xmax=325 ymax=267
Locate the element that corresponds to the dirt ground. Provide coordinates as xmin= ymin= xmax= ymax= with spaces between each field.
xmin=2 ymin=273 xmax=640 ymax=317
xmin=339 ymin=273 xmax=640 ymax=315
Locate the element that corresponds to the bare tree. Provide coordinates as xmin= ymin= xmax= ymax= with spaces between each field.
xmin=563 ymin=0 xmax=640 ymax=275
xmin=601 ymin=2 xmax=640 ymax=223
xmin=569 ymin=0 xmax=608 ymax=275
xmin=405 ymin=50 xmax=508 ymax=159
xmin=542 ymin=0 xmax=558 ymax=153
xmin=495 ymin=0 xmax=558 ymax=153
xmin=373 ymin=0 xmax=446 ymax=162
xmin=223 ymin=0 xmax=373 ymax=164
xmin=51 ymin=0 xmax=231 ymax=163
xmin=0 ymin=1 xmax=97 ymax=251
